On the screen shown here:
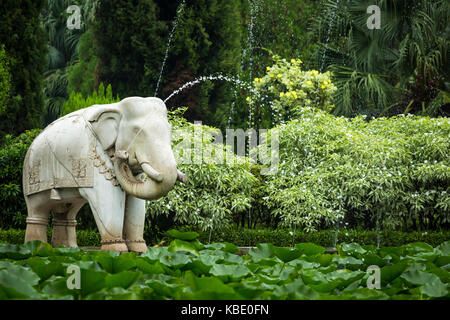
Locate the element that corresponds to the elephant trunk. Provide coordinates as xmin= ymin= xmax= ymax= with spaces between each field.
xmin=113 ymin=150 xmax=179 ymax=200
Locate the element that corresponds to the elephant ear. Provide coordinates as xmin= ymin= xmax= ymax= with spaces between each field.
xmin=84 ymin=105 xmax=121 ymax=151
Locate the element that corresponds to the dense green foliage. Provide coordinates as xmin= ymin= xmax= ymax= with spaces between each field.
xmin=41 ymin=0 xmax=100 ymax=124
xmin=195 ymin=228 xmax=450 ymax=249
xmin=3 ymin=0 xmax=448 ymax=133
xmin=261 ymin=107 xmax=449 ymax=232
xmin=0 ymin=130 xmax=42 ymax=229
xmin=92 ymin=0 xmax=243 ymax=130
xmin=248 ymin=0 xmax=319 ymax=66
xmin=228 ymin=0 xmax=321 ymax=129
xmin=0 ymin=235 xmax=449 ymax=299
xmin=251 ymin=56 xmax=337 ymax=125
xmin=147 ymin=109 xmax=258 ymax=234
xmin=61 ymin=83 xmax=119 ymax=116
xmin=3 ymin=228 xmax=450 ymax=249
xmin=0 ymin=229 xmax=102 ymax=248
xmin=0 ymin=46 xmax=11 ymax=116
xmin=67 ymin=29 xmax=99 ymax=97
xmin=41 ymin=0 xmax=88 ymax=124
xmin=0 ymin=0 xmax=47 ymax=137
xmin=93 ymin=0 xmax=165 ymax=98
xmin=162 ymin=0 xmax=243 ymax=129
xmin=314 ymin=0 xmax=449 ymax=117
xmin=1 ymin=103 xmax=448 ymax=233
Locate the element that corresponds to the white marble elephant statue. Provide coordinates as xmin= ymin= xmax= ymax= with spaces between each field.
xmin=23 ymin=97 xmax=187 ymax=252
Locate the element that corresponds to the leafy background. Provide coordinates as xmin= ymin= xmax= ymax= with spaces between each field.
xmin=0 ymin=0 xmax=448 ymax=257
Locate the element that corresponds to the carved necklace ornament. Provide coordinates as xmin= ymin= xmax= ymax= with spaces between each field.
xmin=82 ymin=115 xmax=120 ymax=187
xmin=90 ymin=144 xmax=120 ymax=186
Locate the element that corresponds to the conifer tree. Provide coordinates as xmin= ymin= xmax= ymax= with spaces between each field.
xmin=0 ymin=0 xmax=47 ymax=137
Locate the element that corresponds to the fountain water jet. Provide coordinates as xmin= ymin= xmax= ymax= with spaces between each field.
xmin=312 ymin=0 xmax=341 ymax=108
xmin=164 ymin=74 xmax=259 ymax=104
xmin=154 ymin=0 xmax=187 ymax=97
xmin=319 ymin=0 xmax=341 ymax=73
xmin=228 ymin=0 xmax=261 ymax=129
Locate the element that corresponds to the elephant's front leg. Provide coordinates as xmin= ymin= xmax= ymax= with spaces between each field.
xmin=123 ymin=195 xmax=148 ymax=253
xmin=79 ymin=176 xmax=128 ymax=252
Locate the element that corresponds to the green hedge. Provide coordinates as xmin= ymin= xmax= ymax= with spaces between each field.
xmin=2 ymin=228 xmax=448 ymax=248
xmin=195 ymin=228 xmax=450 ymax=248
xmin=0 ymin=229 xmax=101 ymax=247
xmin=259 ymin=107 xmax=450 ymax=232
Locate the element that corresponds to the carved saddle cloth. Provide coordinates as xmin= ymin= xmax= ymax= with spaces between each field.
xmin=23 ymin=115 xmax=96 ymax=196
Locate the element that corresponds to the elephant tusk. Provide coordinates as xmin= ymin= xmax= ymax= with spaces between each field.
xmin=141 ymin=162 xmax=163 ymax=183
xmin=177 ymin=169 xmax=188 ymax=183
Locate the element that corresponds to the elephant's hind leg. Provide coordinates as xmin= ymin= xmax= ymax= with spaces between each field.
xmin=24 ymin=194 xmax=50 ymax=243
xmin=51 ymin=200 xmax=85 ymax=248
xmin=25 ymin=211 xmax=49 ymax=243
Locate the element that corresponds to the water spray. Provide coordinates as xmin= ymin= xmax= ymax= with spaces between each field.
xmin=154 ymin=0 xmax=187 ymax=97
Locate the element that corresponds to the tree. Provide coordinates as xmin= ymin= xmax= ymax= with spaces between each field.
xmin=92 ymin=0 xmax=243 ymax=130
xmin=61 ymin=83 xmax=119 ymax=117
xmin=0 ymin=46 xmax=11 ymax=116
xmin=67 ymin=29 xmax=100 ymax=97
xmin=312 ymin=0 xmax=449 ymax=117
xmin=93 ymin=0 xmax=166 ymax=98
xmin=41 ymin=0 xmax=97 ymax=125
xmin=161 ymin=0 xmax=243 ymax=130
xmin=226 ymin=0 xmax=320 ymax=130
xmin=0 ymin=0 xmax=48 ymax=138
xmin=244 ymin=0 xmax=320 ymax=73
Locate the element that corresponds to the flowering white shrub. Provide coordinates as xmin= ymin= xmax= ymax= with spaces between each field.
xmin=259 ymin=107 xmax=450 ymax=232
xmin=146 ymin=109 xmax=258 ymax=232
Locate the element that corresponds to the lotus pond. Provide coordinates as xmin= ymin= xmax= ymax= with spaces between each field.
xmin=0 ymin=230 xmax=449 ymax=300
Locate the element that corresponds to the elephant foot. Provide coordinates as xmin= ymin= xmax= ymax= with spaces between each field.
xmin=100 ymin=239 xmax=128 ymax=253
xmin=126 ymin=239 xmax=148 ymax=253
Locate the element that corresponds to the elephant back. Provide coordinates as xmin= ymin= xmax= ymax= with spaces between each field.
xmin=23 ymin=114 xmax=95 ymax=196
